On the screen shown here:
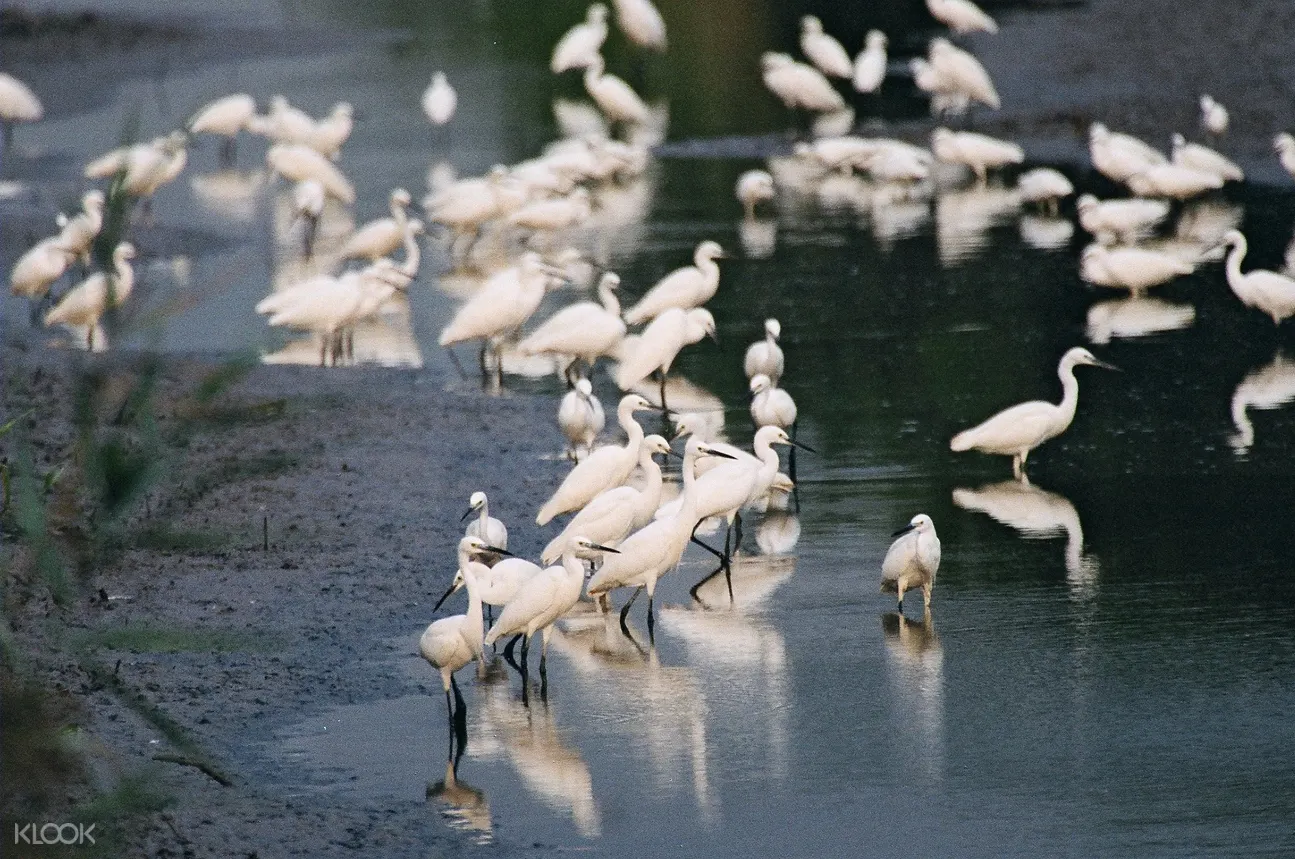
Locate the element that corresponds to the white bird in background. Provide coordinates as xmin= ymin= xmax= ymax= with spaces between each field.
xmin=552 ymin=4 xmax=610 ymax=73
xmin=853 ymin=30 xmax=888 ymax=93
xmin=421 ymin=537 xmax=500 ymax=723
xmin=266 ymin=142 xmax=356 ymax=204
xmin=9 ymin=237 xmax=74 ymax=300
xmin=303 ymin=102 xmax=354 ymax=160
xmin=1276 ymin=134 xmax=1295 ymax=182
xmin=86 ymin=131 xmax=189 ymax=200
xmin=248 ymin=95 xmax=315 ymax=144
xmin=1015 ymin=168 xmax=1073 ymax=214
xmin=423 ymin=73 xmax=457 ymax=126
xmin=1076 ymin=194 xmax=1170 ymax=245
xmin=1200 ymin=95 xmax=1228 ymax=137
xmin=1089 ymin=123 xmax=1166 ymax=184
xmin=951 ymin=347 xmax=1118 ymax=479
xmin=623 ymin=240 xmax=725 ymax=324
xmin=761 ymin=53 xmax=846 ymax=115
xmin=43 ymin=242 xmax=137 ymax=350
xmin=54 ymin=190 xmax=107 ymax=267
xmin=187 ymin=93 xmax=257 ymax=164
xmin=927 ymin=38 xmax=1000 ymax=111
xmin=518 ymin=271 xmax=625 ymax=373
xmin=750 ymin=374 xmax=797 ymax=430
xmin=744 ymin=318 xmax=784 ymax=385
xmin=1081 ymin=243 xmax=1194 ymax=294
xmin=424 ymin=165 xmax=517 ymax=256
xmin=926 ymin=0 xmax=998 ymax=34
xmin=911 ymin=57 xmax=968 ymax=118
xmin=584 ymin=54 xmax=650 ymax=127
xmin=485 ymin=537 xmax=620 ymax=672
xmin=1221 ymin=230 xmax=1295 ymax=325
xmin=1169 ymin=134 xmax=1243 ymax=182
xmin=558 ymin=378 xmax=605 ymax=459
xmin=736 ymin=170 xmax=776 ymax=219
xmin=462 ymin=491 xmax=509 ymax=553
xmin=800 ymin=16 xmax=853 ymax=79
xmin=0 ymin=72 xmax=43 ymax=145
xmin=339 ymin=188 xmax=412 ymax=262
xmin=614 ymin=307 xmax=717 ymax=401
xmin=292 ymin=179 xmax=327 ymax=257
xmin=881 ymin=514 xmax=941 ymax=611
xmin=541 ymin=434 xmax=672 ymax=564
xmin=438 ymin=252 xmax=564 ymax=368
xmin=611 ymin=0 xmax=667 ymax=51
xmin=931 ymin=128 xmax=1022 ymax=184
xmin=508 ymin=186 xmax=593 ymax=233
xmin=1126 ymin=163 xmax=1223 ymax=200
xmin=260 ymin=269 xmax=399 ymax=366
xmin=536 ymin=393 xmax=655 ymax=525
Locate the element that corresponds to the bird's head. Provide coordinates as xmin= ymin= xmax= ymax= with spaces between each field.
xmin=750 ymin=374 xmax=773 ymax=395
xmin=893 ymin=513 xmax=934 ymax=537
xmin=1064 ymin=346 xmax=1119 ymax=372
xmin=393 ymin=187 xmax=412 ymax=206
xmin=575 ymin=377 xmax=594 ymax=397
xmin=571 ymin=536 xmax=621 ymax=558
xmin=643 ymin=434 xmax=674 ymax=458
xmin=765 ymin=318 xmax=781 ymax=339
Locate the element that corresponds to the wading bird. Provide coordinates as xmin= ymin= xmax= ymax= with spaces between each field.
xmin=881 ymin=514 xmax=941 ymax=611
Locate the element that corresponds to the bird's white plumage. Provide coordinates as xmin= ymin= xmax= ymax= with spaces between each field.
xmin=536 ymin=394 xmax=653 ymax=525
xmin=558 ymin=378 xmax=605 ymax=458
xmin=552 ymin=5 xmax=610 ymax=72
xmin=623 ymin=240 xmax=724 ymax=324
xmin=423 ymin=73 xmax=457 ymax=125
xmin=881 ymin=514 xmax=942 ymax=609
xmin=744 ymin=319 xmax=784 ymax=384
xmin=614 ymin=307 xmax=716 ymax=390
xmin=853 ymin=31 xmax=888 ymax=93
xmin=761 ymin=53 xmax=845 ymax=113
xmin=1222 ymin=230 xmax=1295 ymax=324
xmin=800 ymin=16 xmax=853 ymax=79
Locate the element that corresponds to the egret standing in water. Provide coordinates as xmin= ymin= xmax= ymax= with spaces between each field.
xmin=749 ymin=374 xmax=796 ymax=431
xmin=558 ymin=378 xmax=605 ymax=459
xmin=1220 ymin=230 xmax=1295 ymax=325
xmin=423 ymin=73 xmax=457 ymax=126
xmin=950 ymin=347 xmax=1118 ymax=480
xmin=881 ymin=514 xmax=941 ymax=612
xmin=744 ymin=319 xmax=784 ymax=384
xmin=623 ymin=240 xmax=725 ymax=325
xmin=462 ymin=491 xmax=509 ymax=557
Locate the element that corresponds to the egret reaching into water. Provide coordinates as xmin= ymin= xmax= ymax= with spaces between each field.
xmin=736 ymin=171 xmax=775 ymax=220
xmin=537 ymin=394 xmax=656 ymax=525
xmin=882 ymin=515 xmax=941 ymax=611
xmin=749 ymin=374 xmax=796 ymax=431
xmin=43 ymin=243 xmax=136 ymax=350
xmin=800 ymin=16 xmax=853 ymax=79
xmin=187 ymin=93 xmax=256 ymax=165
xmin=339 ymin=188 xmax=412 ymax=262
xmin=623 ymin=240 xmax=724 ymax=324
xmin=558 ymin=378 xmax=605 ymax=459
xmin=950 ymin=347 xmax=1118 ymax=479
xmin=1076 ymin=194 xmax=1170 ymax=245
xmin=0 ymin=72 xmax=43 ymax=146
xmin=611 ymin=0 xmax=667 ymax=51
xmin=1221 ymin=230 xmax=1295 ymax=324
xmin=744 ymin=319 xmax=784 ymax=385
xmin=423 ymin=72 xmax=457 ymax=126
xmin=853 ymin=30 xmax=888 ymax=94
xmin=613 ymin=307 xmax=717 ymax=404
xmin=462 ymin=491 xmax=509 ymax=554
xmin=926 ymin=0 xmax=997 ymax=34
xmin=1200 ymin=95 xmax=1228 ymax=137
xmin=552 ymin=4 xmax=609 ymax=73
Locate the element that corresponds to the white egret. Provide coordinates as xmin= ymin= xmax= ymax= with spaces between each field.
xmin=760 ymin=53 xmax=845 ymax=114
xmin=421 ymin=536 xmax=504 ymax=725
xmin=611 ymin=0 xmax=667 ymax=50
xmin=438 ymin=252 xmax=565 ymax=372
xmin=950 ymin=347 xmax=1118 ymax=479
xmin=43 ymin=243 xmax=136 ymax=350
xmin=86 ymin=131 xmax=189 ymax=209
xmin=623 ymin=240 xmax=724 ymax=324
xmin=187 ymin=93 xmax=256 ymax=164
xmin=882 ymin=515 xmax=942 ymax=611
xmin=508 ymin=187 xmax=593 ymax=233
xmin=292 ymin=179 xmax=326 ymax=257
xmin=736 ymin=170 xmax=775 ymax=219
xmin=541 ymin=434 xmax=673 ymax=564
xmin=744 ymin=318 xmax=784 ymax=384
xmin=558 ymin=378 xmax=605 ymax=459
xmin=584 ymin=54 xmax=650 ymax=127
xmin=911 ymin=57 xmax=969 ymax=117
xmin=928 ymin=38 xmax=1000 ymax=111
xmin=462 ymin=491 xmax=509 ymax=553
xmin=304 ymin=102 xmax=353 ymax=160
xmin=853 ymin=31 xmax=888 ymax=93
xmin=518 ymin=271 xmax=625 ymax=375
xmin=1275 ymin=134 xmax=1295 ymax=181
xmin=1089 ymin=123 xmax=1166 ymax=184
xmin=1076 ymin=194 xmax=1170 ymax=245
xmin=10 ymin=237 xmax=74 ymax=300
xmin=1081 ymin=243 xmax=1194 ymax=295
xmin=1126 ymin=163 xmax=1223 ymax=200
xmin=485 ymin=537 xmax=619 ymax=674
xmin=587 ymin=437 xmax=733 ymax=633
xmin=613 ymin=307 xmax=717 ymax=404
xmin=423 ymin=73 xmax=457 ymax=126
xmin=424 ymin=166 xmax=517 ymax=258
xmin=54 ymin=190 xmax=107 ymax=267
xmin=926 ymin=0 xmax=997 ymax=34
xmin=248 ymin=95 xmax=315 ymax=144
xmin=800 ymin=16 xmax=853 ymax=79
xmin=0 ymin=72 xmax=42 ymax=146
xmin=536 ymin=394 xmax=656 ymax=525
xmin=1169 ymin=134 xmax=1242 ymax=182
xmin=930 ymin=127 xmax=1021 ymax=184
xmin=1200 ymin=95 xmax=1228 ymax=136
xmin=749 ymin=374 xmax=797 ymax=431
xmin=1221 ymin=230 xmax=1295 ymax=324
xmin=261 ymin=270 xmax=398 ymax=366
xmin=552 ymin=5 xmax=609 ymax=72
xmin=266 ymin=142 xmax=355 ymax=204
xmin=1016 ymin=168 xmax=1072 ymax=214
xmin=338 ymin=188 xmax=412 ymax=262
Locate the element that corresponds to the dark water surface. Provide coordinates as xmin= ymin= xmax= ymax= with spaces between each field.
xmin=5 ymin=0 xmax=1295 ymax=855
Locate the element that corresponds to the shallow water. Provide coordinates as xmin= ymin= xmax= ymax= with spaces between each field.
xmin=6 ymin=0 xmax=1295 ymax=855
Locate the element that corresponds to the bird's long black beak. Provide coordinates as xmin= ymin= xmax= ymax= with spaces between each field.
xmin=791 ymin=439 xmax=817 ymax=453
xmin=1093 ymin=359 xmax=1121 ymax=372
xmin=458 ymin=507 xmax=475 ymax=522
xmin=484 ymin=544 xmax=513 ymax=557
xmin=706 ymin=448 xmax=738 ymax=460
xmin=666 ymin=448 xmax=684 ymax=460
xmin=707 ymin=330 xmax=719 ymax=344
xmin=432 ymin=583 xmax=458 ymax=612
xmin=892 ymin=523 xmax=917 ymax=537
xmin=589 ymin=543 xmax=621 ymax=554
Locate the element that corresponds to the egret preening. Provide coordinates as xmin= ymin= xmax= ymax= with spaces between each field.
xmin=950 ymin=347 xmax=1118 ymax=479
xmin=744 ymin=319 xmax=784 ymax=384
xmin=558 ymin=378 xmax=605 ymax=459
xmin=881 ymin=514 xmax=941 ymax=611
xmin=462 ymin=491 xmax=509 ymax=557
xmin=536 ymin=394 xmax=656 ymax=525
xmin=1221 ymin=231 xmax=1295 ymax=325
xmin=749 ymin=374 xmax=796 ymax=431
xmin=623 ymin=240 xmax=725 ymax=325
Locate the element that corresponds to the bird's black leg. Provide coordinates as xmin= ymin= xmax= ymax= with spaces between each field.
xmin=646 ymin=595 xmax=655 ymax=643
xmin=451 ymin=676 xmax=468 ymax=753
xmin=619 ymin=586 xmax=642 ymax=635
xmin=503 ymin=633 xmax=522 ymax=670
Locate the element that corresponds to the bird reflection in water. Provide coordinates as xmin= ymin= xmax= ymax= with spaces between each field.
xmin=953 ymin=480 xmax=1098 ymax=598
xmin=1018 ymin=213 xmax=1073 ymax=251
xmin=427 ymin=749 xmax=493 ymax=845
xmin=936 ymin=184 xmax=1021 ymax=267
xmin=1229 ymin=352 xmax=1295 ymax=454
xmin=1085 ymin=295 xmax=1195 ymax=344
xmin=738 ymin=218 xmax=777 ymax=260
xmin=881 ymin=609 xmax=943 ymax=781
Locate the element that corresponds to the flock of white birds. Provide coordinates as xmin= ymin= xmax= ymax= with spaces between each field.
xmin=5 ymin=0 xmax=1295 ymax=738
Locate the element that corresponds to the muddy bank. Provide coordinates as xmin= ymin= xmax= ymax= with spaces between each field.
xmin=3 ymin=340 xmax=570 ymax=856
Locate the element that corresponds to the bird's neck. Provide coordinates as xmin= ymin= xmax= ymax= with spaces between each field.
xmin=1225 ymin=241 xmax=1247 ymax=295
xmin=598 ymin=281 xmax=620 ymax=316
xmin=618 ymin=405 xmax=644 ymax=444
xmin=1057 ymin=362 xmax=1081 ymax=423
xmin=477 ymin=500 xmax=489 ymax=526
xmin=561 ymin=550 xmax=585 ymax=586
xmin=463 ymin=569 xmax=483 ymax=628
xmin=637 ymin=455 xmax=664 ymax=510
xmin=400 ymin=233 xmax=421 ymax=277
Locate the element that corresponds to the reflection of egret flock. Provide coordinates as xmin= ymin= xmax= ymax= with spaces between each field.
xmin=8 ymin=0 xmax=1295 ymax=839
